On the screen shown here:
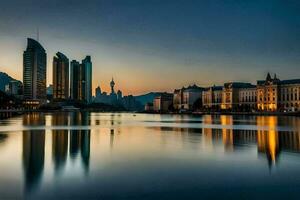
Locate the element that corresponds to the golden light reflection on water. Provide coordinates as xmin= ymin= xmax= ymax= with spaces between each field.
xmin=257 ymin=116 xmax=279 ymax=165
xmin=0 ymin=113 xmax=300 ymax=198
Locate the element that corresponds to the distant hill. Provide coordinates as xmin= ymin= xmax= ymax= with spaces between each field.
xmin=134 ymin=92 xmax=164 ymax=106
xmin=0 ymin=72 xmax=20 ymax=92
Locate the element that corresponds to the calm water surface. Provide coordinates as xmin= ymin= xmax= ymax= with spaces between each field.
xmin=1 ymin=112 xmax=300 ymax=199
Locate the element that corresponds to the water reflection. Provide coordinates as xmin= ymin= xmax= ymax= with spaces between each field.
xmin=69 ymin=112 xmax=90 ymax=172
xmin=51 ymin=113 xmax=68 ymax=173
xmin=1 ymin=112 xmax=300 ymax=199
xmin=21 ymin=112 xmax=91 ymax=194
xmin=22 ymin=113 xmax=45 ymax=193
xmin=156 ymin=115 xmax=300 ymax=168
xmin=0 ymin=133 xmax=8 ymax=144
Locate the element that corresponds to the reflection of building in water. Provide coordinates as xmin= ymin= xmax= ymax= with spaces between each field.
xmin=201 ymin=115 xmax=300 ymax=167
xmin=51 ymin=113 xmax=69 ymax=172
xmin=22 ymin=113 xmax=45 ymax=193
xmin=220 ymin=115 xmax=234 ymax=151
xmin=69 ymin=112 xmax=90 ymax=172
xmin=257 ymin=116 xmax=280 ymax=167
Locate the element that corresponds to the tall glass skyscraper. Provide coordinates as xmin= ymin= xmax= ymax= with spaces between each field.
xmin=70 ymin=56 xmax=92 ymax=103
xmin=82 ymin=56 xmax=92 ymax=103
xmin=53 ymin=52 xmax=69 ymax=100
xmin=23 ymin=38 xmax=47 ymax=101
xmin=70 ymin=60 xmax=81 ymax=100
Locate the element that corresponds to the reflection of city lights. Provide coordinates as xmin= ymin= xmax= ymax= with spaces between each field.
xmin=257 ymin=116 xmax=278 ymax=164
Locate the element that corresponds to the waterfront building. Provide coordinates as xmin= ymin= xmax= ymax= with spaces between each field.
xmin=238 ymin=85 xmax=257 ymax=110
xmin=173 ymin=87 xmax=184 ymax=110
xmin=257 ymin=73 xmax=300 ymax=112
xmin=153 ymin=93 xmax=173 ymax=112
xmin=23 ymin=38 xmax=47 ymax=103
xmin=202 ymin=86 xmax=223 ymax=109
xmin=70 ymin=56 xmax=92 ymax=103
xmin=182 ymin=85 xmax=204 ymax=110
xmin=173 ymin=84 xmax=204 ymax=111
xmin=70 ymin=60 xmax=81 ymax=100
xmin=221 ymin=82 xmax=255 ymax=110
xmin=53 ymin=52 xmax=69 ymax=100
xmin=82 ymin=56 xmax=92 ymax=103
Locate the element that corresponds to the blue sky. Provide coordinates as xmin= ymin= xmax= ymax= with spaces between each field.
xmin=0 ymin=0 xmax=299 ymax=94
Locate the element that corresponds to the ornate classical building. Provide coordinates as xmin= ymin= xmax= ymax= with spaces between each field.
xmin=257 ymin=73 xmax=300 ymax=112
xmin=173 ymin=84 xmax=204 ymax=111
xmin=202 ymin=86 xmax=223 ymax=109
xmin=221 ymin=82 xmax=255 ymax=110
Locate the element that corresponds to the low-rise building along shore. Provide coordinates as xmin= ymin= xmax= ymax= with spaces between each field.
xmin=170 ymin=73 xmax=300 ymax=113
xmin=173 ymin=84 xmax=204 ymax=111
xmin=257 ymin=73 xmax=300 ymax=112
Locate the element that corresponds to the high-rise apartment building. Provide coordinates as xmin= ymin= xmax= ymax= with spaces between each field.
xmin=23 ymin=38 xmax=47 ymax=102
xmin=53 ymin=52 xmax=69 ymax=100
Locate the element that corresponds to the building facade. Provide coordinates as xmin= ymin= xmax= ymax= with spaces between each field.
xmin=202 ymin=86 xmax=223 ymax=109
xmin=70 ymin=60 xmax=81 ymax=100
xmin=173 ymin=88 xmax=184 ymax=110
xmin=173 ymin=85 xmax=204 ymax=111
xmin=70 ymin=56 xmax=92 ymax=103
xmin=23 ymin=38 xmax=47 ymax=102
xmin=82 ymin=56 xmax=92 ymax=103
xmin=53 ymin=52 xmax=69 ymax=100
xmin=221 ymin=82 xmax=255 ymax=110
xmin=257 ymin=73 xmax=300 ymax=112
xmin=238 ymin=86 xmax=257 ymax=110
xmin=153 ymin=93 xmax=173 ymax=112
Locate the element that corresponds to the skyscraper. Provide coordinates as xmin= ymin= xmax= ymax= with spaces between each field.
xmin=82 ymin=56 xmax=92 ymax=103
xmin=70 ymin=60 xmax=81 ymax=100
xmin=53 ymin=52 xmax=69 ymax=100
xmin=70 ymin=56 xmax=92 ymax=103
xmin=23 ymin=38 xmax=47 ymax=101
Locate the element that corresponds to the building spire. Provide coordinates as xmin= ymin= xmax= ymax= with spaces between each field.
xmin=266 ymin=72 xmax=271 ymax=81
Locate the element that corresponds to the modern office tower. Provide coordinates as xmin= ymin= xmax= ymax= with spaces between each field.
xmin=23 ymin=38 xmax=47 ymax=101
xmin=70 ymin=60 xmax=81 ymax=100
xmin=70 ymin=56 xmax=92 ymax=103
xmin=82 ymin=56 xmax=92 ymax=103
xmin=53 ymin=52 xmax=69 ymax=100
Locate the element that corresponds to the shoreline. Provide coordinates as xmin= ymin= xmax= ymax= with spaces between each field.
xmin=1 ymin=109 xmax=300 ymax=117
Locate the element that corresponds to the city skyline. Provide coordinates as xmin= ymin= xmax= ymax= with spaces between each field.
xmin=1 ymin=0 xmax=300 ymax=95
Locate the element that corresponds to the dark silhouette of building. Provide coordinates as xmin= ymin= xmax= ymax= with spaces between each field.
xmin=22 ymin=113 xmax=46 ymax=193
xmin=23 ymin=38 xmax=47 ymax=102
xmin=70 ymin=56 xmax=92 ymax=103
xmin=95 ymin=86 xmax=101 ymax=98
xmin=70 ymin=60 xmax=81 ymax=100
xmin=51 ymin=113 xmax=69 ymax=172
xmin=82 ymin=56 xmax=92 ymax=103
xmin=69 ymin=112 xmax=91 ymax=172
xmin=53 ymin=52 xmax=69 ymax=100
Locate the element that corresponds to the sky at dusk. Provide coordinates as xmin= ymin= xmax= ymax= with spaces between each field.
xmin=0 ymin=0 xmax=300 ymax=95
